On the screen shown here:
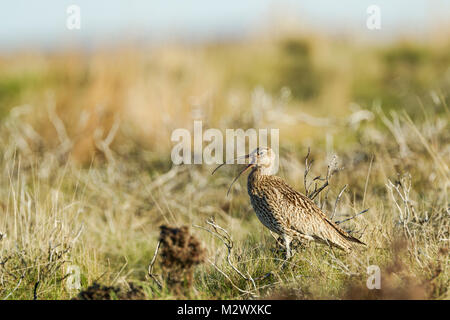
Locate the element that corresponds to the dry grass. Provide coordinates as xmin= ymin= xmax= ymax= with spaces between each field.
xmin=0 ymin=34 xmax=448 ymax=300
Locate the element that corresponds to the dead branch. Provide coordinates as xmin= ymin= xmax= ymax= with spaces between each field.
xmin=303 ymin=149 xmax=367 ymax=228
xmin=2 ymin=248 xmax=27 ymax=300
xmin=331 ymin=184 xmax=348 ymax=220
xmin=205 ymin=259 xmax=255 ymax=295
xmin=33 ymin=280 xmax=40 ymax=300
xmin=2 ymin=269 xmax=25 ymax=300
xmin=304 ymin=150 xmax=341 ymax=201
xmin=335 ymin=208 xmax=369 ymax=225
xmin=386 ymin=176 xmax=415 ymax=239
xmin=194 ymin=217 xmax=259 ymax=297
xmin=147 ymin=240 xmax=162 ymax=289
xmin=304 ymin=147 xmax=312 ymax=197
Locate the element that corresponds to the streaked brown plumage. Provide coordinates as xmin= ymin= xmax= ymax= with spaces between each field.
xmin=215 ymin=147 xmax=365 ymax=259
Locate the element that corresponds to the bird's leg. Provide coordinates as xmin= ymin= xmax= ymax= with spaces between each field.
xmin=283 ymin=235 xmax=292 ymax=260
xmin=280 ymin=235 xmax=292 ymax=270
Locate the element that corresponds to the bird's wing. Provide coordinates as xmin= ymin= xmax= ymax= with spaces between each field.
xmin=271 ymin=177 xmax=365 ymax=246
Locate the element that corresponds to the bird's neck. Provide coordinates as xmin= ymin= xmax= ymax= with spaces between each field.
xmin=249 ymin=166 xmax=273 ymax=181
xmin=248 ymin=167 xmax=274 ymax=194
xmin=255 ymin=165 xmax=275 ymax=176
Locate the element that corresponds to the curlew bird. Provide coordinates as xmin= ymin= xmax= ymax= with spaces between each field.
xmin=213 ymin=147 xmax=365 ymax=259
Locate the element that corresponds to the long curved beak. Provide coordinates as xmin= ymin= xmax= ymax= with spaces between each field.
xmin=211 ymin=154 xmax=250 ymax=175
xmin=226 ymin=162 xmax=254 ymax=196
xmin=211 ymin=153 xmax=253 ymax=196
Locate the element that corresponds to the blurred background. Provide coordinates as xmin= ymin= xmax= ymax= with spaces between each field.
xmin=1 ymin=0 xmax=449 ymax=49
xmin=0 ymin=0 xmax=449 ymax=163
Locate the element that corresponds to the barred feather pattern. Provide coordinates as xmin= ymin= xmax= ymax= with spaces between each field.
xmin=247 ymin=167 xmax=365 ymax=252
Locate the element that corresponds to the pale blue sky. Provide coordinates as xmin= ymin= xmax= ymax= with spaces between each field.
xmin=0 ymin=0 xmax=448 ymax=50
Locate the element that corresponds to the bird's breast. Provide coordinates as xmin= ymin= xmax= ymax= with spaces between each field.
xmin=247 ymin=173 xmax=284 ymax=233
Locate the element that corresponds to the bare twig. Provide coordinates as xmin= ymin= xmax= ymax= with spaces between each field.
xmin=147 ymin=240 xmax=162 ymax=289
xmin=320 ymin=188 xmax=330 ymax=210
xmin=194 ymin=218 xmax=260 ymax=296
xmin=2 ymin=270 xmax=25 ymax=300
xmin=335 ymin=209 xmax=369 ymax=225
xmin=331 ymin=184 xmax=348 ymax=220
xmin=304 ymin=150 xmax=341 ymax=201
xmin=303 ymin=149 xmax=367 ymax=227
xmin=386 ymin=176 xmax=415 ymax=238
xmin=2 ymin=248 xmax=27 ymax=300
xmin=33 ymin=280 xmax=40 ymax=300
xmin=304 ymin=148 xmax=313 ymax=197
xmin=309 ymin=160 xmax=337 ymax=200
xmin=206 ymin=260 xmax=255 ymax=295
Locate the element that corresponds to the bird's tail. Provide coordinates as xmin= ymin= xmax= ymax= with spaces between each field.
xmin=325 ymin=218 xmax=366 ymax=247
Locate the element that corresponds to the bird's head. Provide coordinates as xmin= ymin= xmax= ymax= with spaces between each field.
xmin=246 ymin=147 xmax=277 ymax=174
xmin=212 ymin=147 xmax=277 ymax=195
